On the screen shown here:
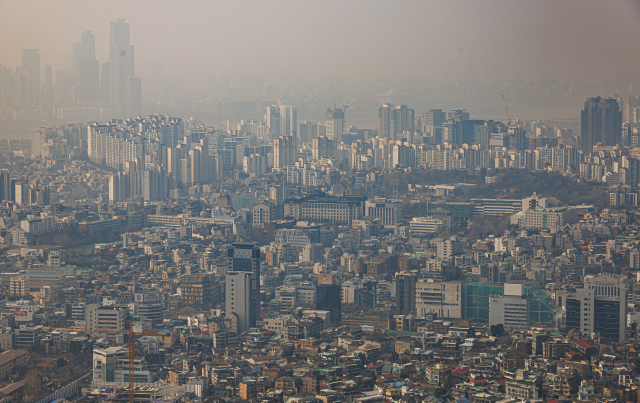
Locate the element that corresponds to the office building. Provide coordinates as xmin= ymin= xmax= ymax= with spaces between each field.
xmin=489 ymin=283 xmax=530 ymax=330
xmin=409 ymin=217 xmax=448 ymax=235
xmin=227 ymin=242 xmax=260 ymax=331
xmin=364 ymin=199 xmax=403 ymax=226
xmin=74 ymin=31 xmax=99 ymax=103
xmin=580 ymin=97 xmax=622 ymax=153
xmin=379 ymin=103 xmax=393 ymax=140
xmin=285 ymin=195 xmax=365 ymax=225
xmin=0 ymin=171 xmax=10 ymax=202
xmin=243 ymin=153 xmax=265 ymax=176
xmin=416 ymin=280 xmax=463 ymax=319
xmin=379 ymin=103 xmax=414 ymax=141
xmin=395 ymin=272 xmax=416 ymax=315
xmin=131 ymin=292 xmax=163 ymax=324
xmin=299 ymin=120 xmax=319 ymax=143
xmin=21 ymin=49 xmax=40 ymax=106
xmin=85 ymin=304 xmax=129 ymax=344
xmin=181 ymin=273 xmax=215 ymax=310
xmin=422 ymin=109 xmax=446 ymax=134
xmin=126 ymin=76 xmax=142 ymax=116
xmin=279 ymin=105 xmax=297 ymax=137
xmin=311 ymin=136 xmax=334 ymax=160
xmin=273 ymin=135 xmax=296 ymax=169
xmin=265 ymin=106 xmax=280 ymax=138
xmin=566 ymin=274 xmax=626 ymax=342
xmin=522 ymin=207 xmax=577 ymax=231
xmin=226 ymin=271 xmax=255 ymax=332
xmin=109 ymin=172 xmax=126 ymax=204
xmin=325 ymin=108 xmax=344 ymax=144
xmin=435 ymin=237 xmax=463 ymax=261
xmin=448 ymin=109 xmax=470 ymax=121
xmin=316 ymin=274 xmax=341 ymax=325
xmin=93 ymin=346 xmax=153 ymax=384
xmin=109 ymin=19 xmax=135 ymax=110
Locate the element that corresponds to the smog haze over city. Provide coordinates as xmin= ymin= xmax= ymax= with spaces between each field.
xmin=4 ymin=2 xmax=640 ymax=399
xmin=2 ymin=0 xmax=640 ymax=132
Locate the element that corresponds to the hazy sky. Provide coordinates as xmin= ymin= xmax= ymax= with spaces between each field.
xmin=2 ymin=0 xmax=640 ymax=83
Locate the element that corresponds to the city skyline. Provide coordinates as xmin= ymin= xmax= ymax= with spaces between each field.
xmin=2 ymin=2 xmax=640 ymax=130
xmin=1 ymin=1 xmax=640 ymax=84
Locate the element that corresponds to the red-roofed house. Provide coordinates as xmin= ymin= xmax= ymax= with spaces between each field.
xmin=248 ymin=355 xmax=273 ymax=365
xmin=572 ymin=340 xmax=597 ymax=356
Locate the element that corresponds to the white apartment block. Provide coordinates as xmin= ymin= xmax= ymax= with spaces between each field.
xmin=415 ymin=280 xmax=463 ymax=319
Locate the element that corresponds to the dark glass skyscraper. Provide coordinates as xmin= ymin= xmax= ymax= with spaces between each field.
xmin=395 ymin=272 xmax=416 ymax=315
xmin=316 ymin=274 xmax=341 ymax=325
xmin=580 ymin=97 xmax=622 ymax=153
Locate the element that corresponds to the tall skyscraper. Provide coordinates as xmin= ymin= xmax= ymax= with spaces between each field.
xmin=126 ymin=76 xmax=142 ymax=116
xmin=395 ymin=272 xmax=416 ymax=315
xmin=422 ymin=109 xmax=446 ymax=133
xmin=74 ymin=31 xmax=99 ymax=103
xmin=316 ymin=274 xmax=342 ymax=325
xmin=325 ymin=108 xmax=344 ymax=144
xmin=279 ymin=105 xmax=297 ymax=137
xmin=109 ymin=19 xmax=135 ymax=111
xmin=273 ymin=135 xmax=296 ymax=169
xmin=100 ymin=62 xmax=110 ymax=103
xmin=109 ymin=173 xmax=121 ymax=205
xmin=379 ymin=103 xmax=393 ymax=140
xmin=379 ymin=103 xmax=414 ymax=140
xmin=265 ymin=105 xmax=280 ymax=140
xmin=299 ymin=120 xmax=319 ymax=144
xmin=580 ymin=97 xmax=622 ymax=153
xmin=226 ymin=242 xmax=260 ymax=332
xmin=442 ymin=120 xmax=461 ymax=145
xmin=393 ymin=105 xmax=414 ymax=139
xmin=15 ymin=67 xmax=30 ymax=107
xmin=0 ymin=171 xmax=10 ymax=202
xmin=73 ymin=31 xmax=96 ymax=72
xmin=21 ymin=49 xmax=40 ymax=106
xmin=448 ymin=109 xmax=470 ymax=121
xmin=566 ymin=285 xmax=626 ymax=342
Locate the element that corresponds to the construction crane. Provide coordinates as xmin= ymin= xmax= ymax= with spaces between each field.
xmin=501 ymin=93 xmax=513 ymax=128
xmin=330 ymin=84 xmax=349 ymax=110
xmin=42 ymin=321 xmax=163 ymax=403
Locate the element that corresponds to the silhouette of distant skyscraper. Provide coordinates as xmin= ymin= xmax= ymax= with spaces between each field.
xmin=379 ymin=103 xmax=414 ymax=140
xmin=325 ymin=108 xmax=344 ymax=144
xmin=100 ymin=62 xmax=110 ymax=103
xmin=265 ymin=105 xmax=280 ymax=139
xmin=580 ymin=97 xmax=622 ymax=153
xmin=127 ymin=76 xmax=141 ymax=116
xmin=109 ymin=19 xmax=136 ymax=111
xmin=74 ymin=31 xmax=99 ymax=103
xmin=21 ymin=49 xmax=40 ymax=106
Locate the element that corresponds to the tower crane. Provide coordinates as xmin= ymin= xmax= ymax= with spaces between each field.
xmin=42 ymin=321 xmax=164 ymax=403
xmin=501 ymin=93 xmax=513 ymax=128
xmin=330 ymin=84 xmax=349 ymax=110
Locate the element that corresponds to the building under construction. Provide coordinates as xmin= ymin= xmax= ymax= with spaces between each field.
xmin=82 ymin=385 xmax=188 ymax=403
xmin=464 ymin=282 xmax=558 ymax=325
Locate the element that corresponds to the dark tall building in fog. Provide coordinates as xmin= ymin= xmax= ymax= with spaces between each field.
xmin=74 ymin=31 xmax=99 ymax=103
xmin=580 ymin=97 xmax=622 ymax=153
xmin=109 ymin=19 xmax=139 ymax=113
xmin=21 ymin=49 xmax=40 ymax=106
